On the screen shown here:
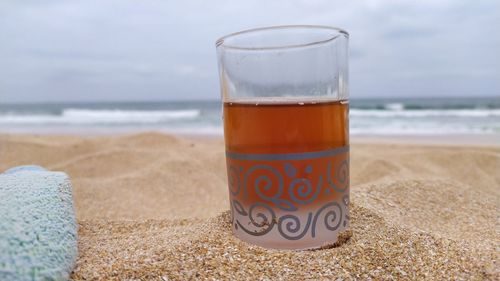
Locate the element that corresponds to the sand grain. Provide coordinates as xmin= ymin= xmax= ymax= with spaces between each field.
xmin=1 ymin=133 xmax=498 ymax=280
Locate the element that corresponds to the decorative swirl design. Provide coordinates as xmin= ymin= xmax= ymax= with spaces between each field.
xmin=244 ymin=164 xmax=283 ymax=200
xmin=327 ymin=160 xmax=349 ymax=193
xmin=229 ymin=199 xmax=234 ymax=225
xmin=232 ymin=199 xmax=247 ymax=216
xmin=290 ymin=179 xmax=312 ymax=199
xmin=244 ymin=164 xmax=298 ymax=211
xmin=288 ymin=175 xmax=323 ymax=205
xmin=277 ymin=213 xmax=312 ymax=240
xmin=311 ymin=202 xmax=342 ymax=238
xmin=337 ymin=160 xmax=349 ymax=186
xmin=228 ymin=146 xmax=349 ymax=242
xmin=235 ymin=202 xmax=276 ymax=236
xmin=228 ymin=165 xmax=242 ymax=196
xmin=232 ymin=200 xmax=347 ymax=240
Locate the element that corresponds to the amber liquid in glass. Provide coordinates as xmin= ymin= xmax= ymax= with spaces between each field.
xmin=224 ymin=99 xmax=348 ymax=153
xmin=224 ymin=99 xmax=349 ymax=207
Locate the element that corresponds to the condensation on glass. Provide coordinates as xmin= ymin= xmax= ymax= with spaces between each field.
xmin=216 ymin=25 xmax=349 ymax=250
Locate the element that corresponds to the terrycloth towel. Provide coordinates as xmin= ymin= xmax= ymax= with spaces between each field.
xmin=0 ymin=165 xmax=78 ymax=281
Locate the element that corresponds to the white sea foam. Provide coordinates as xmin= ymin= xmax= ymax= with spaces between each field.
xmin=384 ymin=103 xmax=405 ymax=111
xmin=0 ymin=109 xmax=200 ymax=124
xmin=350 ymin=125 xmax=496 ymax=135
xmin=350 ymin=109 xmax=500 ymax=117
xmin=1 ymin=101 xmax=499 ymax=135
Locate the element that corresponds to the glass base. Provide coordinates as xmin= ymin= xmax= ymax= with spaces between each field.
xmin=230 ymin=197 xmax=350 ymax=250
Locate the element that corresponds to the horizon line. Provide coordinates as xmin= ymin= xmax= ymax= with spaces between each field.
xmin=1 ymin=95 xmax=499 ymax=105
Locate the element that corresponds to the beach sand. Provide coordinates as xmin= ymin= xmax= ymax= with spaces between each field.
xmin=0 ymin=132 xmax=498 ymax=280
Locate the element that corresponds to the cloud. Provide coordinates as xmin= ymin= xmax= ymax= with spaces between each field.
xmin=173 ymin=65 xmax=203 ymax=77
xmin=0 ymin=0 xmax=499 ymax=103
xmin=383 ymin=26 xmax=437 ymax=40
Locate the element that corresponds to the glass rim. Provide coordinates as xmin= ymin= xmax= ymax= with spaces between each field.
xmin=215 ymin=25 xmax=349 ymax=51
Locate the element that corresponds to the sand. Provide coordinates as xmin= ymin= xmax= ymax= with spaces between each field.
xmin=0 ymin=132 xmax=498 ymax=280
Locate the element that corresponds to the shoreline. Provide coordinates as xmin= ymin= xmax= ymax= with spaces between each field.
xmin=1 ymin=130 xmax=499 ymax=147
xmin=351 ymin=133 xmax=500 ymax=147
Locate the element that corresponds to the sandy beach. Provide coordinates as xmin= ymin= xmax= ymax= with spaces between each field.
xmin=0 ymin=132 xmax=498 ymax=280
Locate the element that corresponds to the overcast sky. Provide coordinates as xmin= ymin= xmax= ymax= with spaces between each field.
xmin=0 ymin=0 xmax=499 ymax=103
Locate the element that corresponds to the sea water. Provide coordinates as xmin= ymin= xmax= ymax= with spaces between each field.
xmin=0 ymin=97 xmax=499 ymax=135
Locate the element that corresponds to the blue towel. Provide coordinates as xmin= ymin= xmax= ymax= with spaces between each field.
xmin=0 ymin=166 xmax=78 ymax=281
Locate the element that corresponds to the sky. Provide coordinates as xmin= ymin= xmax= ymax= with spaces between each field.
xmin=0 ymin=0 xmax=499 ymax=103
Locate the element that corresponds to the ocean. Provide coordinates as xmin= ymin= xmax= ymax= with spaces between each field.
xmin=0 ymin=97 xmax=499 ymax=136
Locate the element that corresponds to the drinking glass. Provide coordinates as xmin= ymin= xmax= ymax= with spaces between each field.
xmin=216 ymin=25 xmax=349 ymax=250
